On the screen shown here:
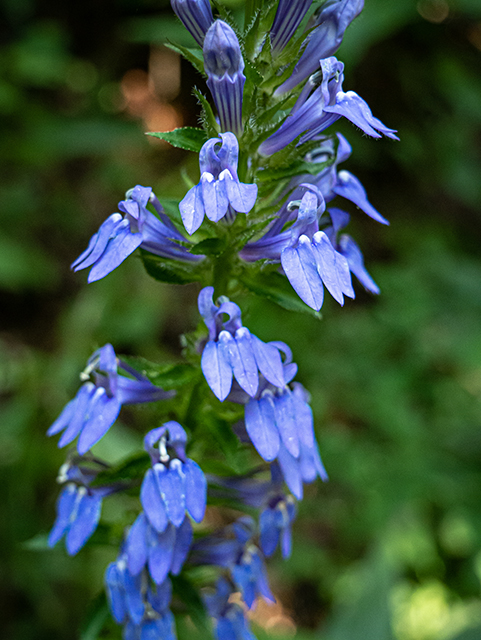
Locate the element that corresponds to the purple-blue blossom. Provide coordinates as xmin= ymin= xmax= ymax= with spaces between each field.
xmin=47 ymin=344 xmax=173 ymax=455
xmin=139 ymin=422 xmax=207 ymax=532
xmin=72 ymin=185 xmax=201 ymax=283
xmin=260 ymin=57 xmax=398 ymax=157
xmin=241 ymin=185 xmax=355 ymax=311
xmin=191 ymin=517 xmax=274 ymax=609
xmin=270 ymin=0 xmax=312 ymax=55
xmin=239 ymin=341 xmax=328 ymax=498
xmin=205 ymin=577 xmax=257 ymax=640
xmin=106 ymin=555 xmax=176 ymax=639
xmin=259 ymin=495 xmax=297 ymax=559
xmin=203 ymin=20 xmax=246 ymax=134
xmin=170 ymin=0 xmax=213 ymax=47
xmin=277 ymin=0 xmax=365 ymax=93
xmin=179 ymin=133 xmax=257 ymax=235
xmin=198 ymin=286 xmax=286 ymax=401
xmin=126 ymin=513 xmax=193 ymax=585
xmin=48 ymin=460 xmax=114 ymax=555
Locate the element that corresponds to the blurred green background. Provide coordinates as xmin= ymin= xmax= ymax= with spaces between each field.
xmin=2 ymin=0 xmax=481 ymax=638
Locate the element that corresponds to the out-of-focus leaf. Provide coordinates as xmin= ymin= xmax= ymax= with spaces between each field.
xmin=141 ymin=252 xmax=205 ymax=285
xmin=80 ymin=592 xmax=110 ymax=640
xmin=91 ymin=452 xmax=150 ymax=486
xmin=171 ymin=574 xmax=210 ymax=633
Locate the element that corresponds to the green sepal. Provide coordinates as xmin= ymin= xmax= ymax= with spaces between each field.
xmin=256 ymin=158 xmax=333 ymax=182
xmin=141 ymin=251 xmax=205 ymax=285
xmin=190 ymin=237 xmax=227 ymax=256
xmin=164 ymin=41 xmax=205 ymax=76
xmin=146 ymin=127 xmax=207 ymax=153
xmin=241 ymin=269 xmax=323 ymax=318
xmin=193 ymin=88 xmax=219 ymax=138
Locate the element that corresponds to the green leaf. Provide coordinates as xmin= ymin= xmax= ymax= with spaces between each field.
xmin=256 ymin=158 xmax=333 ymax=182
xmin=91 ymin=452 xmax=151 ymax=486
xmin=164 ymin=41 xmax=205 ymax=76
xmin=171 ymin=574 xmax=210 ymax=633
xmin=149 ymin=363 xmax=200 ymax=390
xmin=21 ymin=532 xmax=50 ymax=551
xmin=146 ymin=127 xmax=207 ymax=153
xmin=190 ymin=237 xmax=227 ymax=256
xmin=141 ymin=252 xmax=204 ymax=285
xmin=241 ymin=270 xmax=323 ymax=318
xmin=80 ymin=592 xmax=110 ymax=640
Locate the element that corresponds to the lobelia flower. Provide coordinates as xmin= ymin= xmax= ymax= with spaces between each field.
xmin=179 ymin=132 xmax=257 ymax=235
xmin=198 ymin=286 xmax=286 ymax=401
xmin=277 ymin=0 xmax=364 ymax=93
xmin=238 ymin=341 xmax=328 ymax=499
xmin=48 ymin=459 xmax=117 ymax=555
xmin=106 ymin=555 xmax=176 ymax=640
xmin=72 ymin=185 xmax=202 ymax=283
xmin=241 ymin=185 xmax=355 ymax=311
xmin=260 ymin=57 xmax=398 ymax=157
xmin=170 ymin=0 xmax=214 ymax=47
xmin=270 ymin=0 xmax=313 ymax=56
xmin=125 ymin=422 xmax=206 ymax=585
xmin=191 ymin=516 xmax=274 ymax=608
xmin=47 ymin=344 xmax=174 ymax=455
xmin=208 ymin=466 xmax=298 ymax=559
xmin=203 ymin=20 xmax=246 ymax=135
xmin=205 ymin=577 xmax=257 ymax=640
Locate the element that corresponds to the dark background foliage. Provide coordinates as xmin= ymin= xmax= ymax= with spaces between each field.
xmin=1 ymin=0 xmax=481 ymax=639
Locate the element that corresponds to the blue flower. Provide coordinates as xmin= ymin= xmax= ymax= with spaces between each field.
xmin=277 ymin=0 xmax=365 ymax=93
xmin=72 ymin=185 xmax=201 ymax=283
xmin=259 ymin=495 xmax=297 ymax=559
xmin=206 ymin=578 xmax=257 ymax=640
xmin=106 ymin=555 xmax=176 ymax=639
xmin=198 ymin=287 xmax=286 ymax=401
xmin=179 ymin=133 xmax=257 ymax=235
xmin=208 ymin=467 xmax=298 ymax=559
xmin=47 ymin=344 xmax=174 ymax=454
xmin=227 ymin=342 xmax=328 ymax=499
xmin=192 ymin=517 xmax=274 ymax=609
xmin=270 ymin=0 xmax=312 ymax=56
xmin=203 ymin=20 xmax=246 ymax=135
xmin=48 ymin=460 xmax=113 ymax=555
xmin=126 ymin=513 xmax=193 ymax=585
xmin=260 ymin=57 xmax=398 ymax=156
xmin=170 ymin=0 xmax=213 ymax=47
xmin=139 ymin=422 xmax=207 ymax=531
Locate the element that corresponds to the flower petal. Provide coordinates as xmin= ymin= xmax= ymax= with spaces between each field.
xmin=77 ymin=389 xmax=121 ymax=454
xmin=184 ymin=459 xmax=207 ymax=523
xmin=179 ymin=183 xmax=205 ymax=235
xmin=273 ymin=389 xmax=299 ymax=458
xmin=251 ymin=335 xmax=285 ymax=388
xmin=244 ymin=394 xmax=280 ymax=462
xmin=87 ymin=224 xmax=143 ymax=282
xmin=157 ymin=459 xmax=186 ymax=528
xmin=224 ymin=170 xmax=257 ymax=213
xmin=66 ymin=490 xmax=102 ymax=555
xmin=201 ymin=339 xmax=233 ymax=401
xmin=170 ymin=517 xmax=193 ymax=575
xmin=126 ymin=513 xmax=149 ymax=575
xmin=202 ymin=172 xmax=229 ymax=222
xmin=277 ymin=445 xmax=303 ymax=500
xmin=148 ymin=524 xmax=175 ymax=585
xmin=141 ymin=467 xmax=169 ymax=533
xmin=281 ymin=237 xmax=324 ymax=311
xmin=48 ymin=484 xmax=77 ymax=548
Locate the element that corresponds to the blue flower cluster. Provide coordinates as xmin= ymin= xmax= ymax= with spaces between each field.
xmin=46 ymin=1 xmax=397 ymax=639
